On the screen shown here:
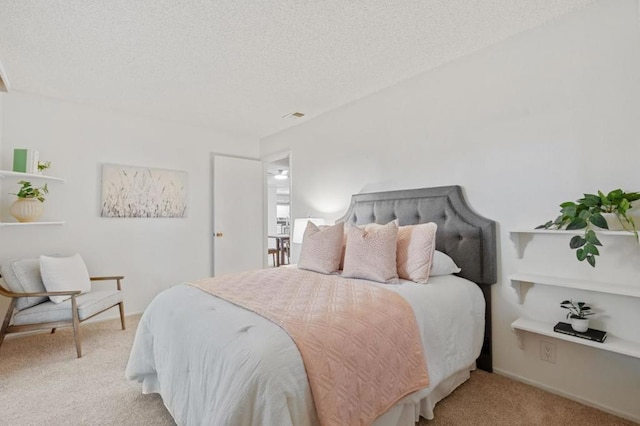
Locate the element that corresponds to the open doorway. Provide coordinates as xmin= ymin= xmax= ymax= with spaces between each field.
xmin=264 ymin=153 xmax=291 ymax=267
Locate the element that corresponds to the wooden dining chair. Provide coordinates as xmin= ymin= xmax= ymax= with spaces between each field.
xmin=267 ymin=248 xmax=278 ymax=267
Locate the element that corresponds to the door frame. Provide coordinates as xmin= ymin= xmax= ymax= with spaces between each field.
xmin=262 ymin=150 xmax=292 ymax=267
xmin=210 ymin=152 xmax=265 ymax=276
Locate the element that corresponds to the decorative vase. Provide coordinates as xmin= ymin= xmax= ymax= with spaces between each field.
xmin=10 ymin=198 xmax=44 ymax=223
xmin=570 ymin=317 xmax=589 ymax=333
xmin=600 ymin=212 xmax=633 ymax=232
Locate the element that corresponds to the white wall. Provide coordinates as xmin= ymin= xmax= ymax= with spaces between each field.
xmin=262 ymin=0 xmax=640 ymax=421
xmin=0 ymin=92 xmax=259 ymax=317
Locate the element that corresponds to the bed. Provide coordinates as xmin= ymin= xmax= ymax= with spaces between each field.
xmin=126 ymin=185 xmax=497 ymax=425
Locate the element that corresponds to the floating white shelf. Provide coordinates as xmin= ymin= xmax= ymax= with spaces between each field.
xmin=509 ymin=229 xmax=637 ymax=258
xmin=509 ymin=272 xmax=640 ymax=303
xmin=0 ymin=221 xmax=65 ymax=227
xmin=0 ymin=170 xmax=65 ymax=182
xmin=511 ymin=318 xmax=640 ymax=359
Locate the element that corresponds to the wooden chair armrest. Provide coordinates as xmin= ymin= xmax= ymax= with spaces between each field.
xmin=0 ymin=286 xmax=81 ymax=299
xmin=90 ymin=276 xmax=125 ymax=281
xmin=90 ymin=276 xmax=124 ymax=291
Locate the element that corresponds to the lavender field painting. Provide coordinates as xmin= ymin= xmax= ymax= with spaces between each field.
xmin=101 ymin=164 xmax=187 ymax=218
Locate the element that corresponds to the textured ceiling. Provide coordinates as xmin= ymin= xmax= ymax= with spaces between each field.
xmin=0 ymin=1 xmax=596 ymax=138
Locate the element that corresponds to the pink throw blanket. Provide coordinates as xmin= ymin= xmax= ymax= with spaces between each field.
xmin=189 ymin=268 xmax=429 ymax=426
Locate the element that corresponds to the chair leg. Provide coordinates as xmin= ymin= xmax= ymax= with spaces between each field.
xmin=51 ymin=328 xmax=56 ymax=334
xmin=118 ymin=302 xmax=126 ymax=330
xmin=0 ymin=299 xmax=17 ymax=351
xmin=71 ymin=297 xmax=82 ymax=358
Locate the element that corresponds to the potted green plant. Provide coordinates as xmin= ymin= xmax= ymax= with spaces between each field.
xmin=560 ymin=299 xmax=594 ymax=332
xmin=37 ymin=161 xmax=51 ymax=175
xmin=9 ymin=180 xmax=49 ymax=222
xmin=537 ymin=189 xmax=640 ymax=267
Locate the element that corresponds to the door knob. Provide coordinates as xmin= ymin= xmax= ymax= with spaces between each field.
xmin=215 ymin=232 xmax=223 ymax=237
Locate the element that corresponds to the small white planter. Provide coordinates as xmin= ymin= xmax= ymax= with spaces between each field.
xmin=600 ymin=212 xmax=634 ymax=232
xmin=10 ymin=198 xmax=44 ymax=222
xmin=570 ymin=317 xmax=589 ymax=333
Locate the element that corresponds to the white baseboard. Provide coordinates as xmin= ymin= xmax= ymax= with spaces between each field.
xmin=493 ymin=368 xmax=639 ymax=424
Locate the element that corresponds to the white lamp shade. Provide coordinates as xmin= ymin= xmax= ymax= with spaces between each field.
xmin=292 ymin=218 xmax=325 ymax=243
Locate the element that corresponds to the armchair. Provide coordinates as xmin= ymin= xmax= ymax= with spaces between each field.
xmin=0 ymin=257 xmax=125 ymax=358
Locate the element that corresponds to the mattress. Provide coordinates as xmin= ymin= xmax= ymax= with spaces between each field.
xmin=125 ymin=270 xmax=485 ymax=426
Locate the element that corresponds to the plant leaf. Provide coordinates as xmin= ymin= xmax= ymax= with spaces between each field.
xmin=561 ymin=204 xmax=577 ymax=217
xmin=576 ymin=248 xmax=587 ymax=261
xmin=587 ymin=255 xmax=596 ymax=267
xmin=585 ymin=230 xmax=602 ymax=246
xmin=580 ymin=194 xmax=600 ymax=207
xmin=567 ymin=218 xmax=587 ymax=230
xmin=607 ymin=189 xmax=623 ymax=200
xmin=584 ymin=244 xmax=599 ymax=255
xmin=535 ymin=221 xmax=552 ymax=230
xmin=589 ymin=212 xmax=607 ymax=229
xmin=624 ymin=192 xmax=640 ymax=202
xmin=569 ymin=236 xmax=586 ymax=249
xmin=577 ymin=209 xmax=590 ymax=220
xmin=553 ymin=215 xmax=565 ymax=226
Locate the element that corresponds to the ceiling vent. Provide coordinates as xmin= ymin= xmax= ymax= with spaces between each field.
xmin=282 ymin=112 xmax=305 ymax=119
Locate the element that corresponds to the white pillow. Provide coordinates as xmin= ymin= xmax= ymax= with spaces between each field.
xmin=40 ymin=254 xmax=92 ymax=304
xmin=429 ymin=251 xmax=461 ymax=276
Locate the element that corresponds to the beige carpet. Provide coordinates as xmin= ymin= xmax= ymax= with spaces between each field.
xmin=0 ymin=315 xmax=635 ymax=426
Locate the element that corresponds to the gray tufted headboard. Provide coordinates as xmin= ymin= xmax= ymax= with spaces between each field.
xmin=337 ymin=185 xmax=497 ymax=371
xmin=337 ymin=185 xmax=496 ymax=285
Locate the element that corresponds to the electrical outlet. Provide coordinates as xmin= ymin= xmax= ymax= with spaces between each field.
xmin=540 ymin=340 xmax=556 ymax=363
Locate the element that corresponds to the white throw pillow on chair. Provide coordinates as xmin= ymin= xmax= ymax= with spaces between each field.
xmin=40 ymin=254 xmax=92 ymax=304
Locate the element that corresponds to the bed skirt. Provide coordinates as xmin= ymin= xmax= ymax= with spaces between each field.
xmin=374 ymin=365 xmax=473 ymax=425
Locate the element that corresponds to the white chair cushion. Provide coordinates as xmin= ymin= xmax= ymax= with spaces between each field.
xmin=40 ymin=254 xmax=92 ymax=304
xmin=12 ymin=289 xmax=123 ymax=325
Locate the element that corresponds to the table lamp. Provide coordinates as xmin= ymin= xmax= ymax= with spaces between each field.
xmin=292 ymin=218 xmax=325 ymax=243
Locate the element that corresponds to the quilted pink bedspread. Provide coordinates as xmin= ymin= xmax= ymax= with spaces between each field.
xmin=190 ymin=268 xmax=429 ymax=426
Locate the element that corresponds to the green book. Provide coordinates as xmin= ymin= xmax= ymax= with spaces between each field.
xmin=13 ymin=148 xmax=28 ymax=172
xmin=12 ymin=148 xmax=39 ymax=173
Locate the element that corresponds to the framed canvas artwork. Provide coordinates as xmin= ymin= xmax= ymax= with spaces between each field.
xmin=101 ymin=164 xmax=187 ymax=218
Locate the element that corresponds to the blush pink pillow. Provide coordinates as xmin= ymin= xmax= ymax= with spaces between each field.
xmin=298 ymin=222 xmax=344 ymax=274
xmin=342 ymin=220 xmax=399 ymax=283
xmin=396 ymin=223 xmax=438 ymax=283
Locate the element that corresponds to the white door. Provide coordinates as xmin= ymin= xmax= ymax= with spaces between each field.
xmin=213 ymin=155 xmax=264 ymax=276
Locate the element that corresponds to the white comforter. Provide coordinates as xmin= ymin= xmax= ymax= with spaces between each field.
xmin=125 ymin=271 xmax=485 ymax=426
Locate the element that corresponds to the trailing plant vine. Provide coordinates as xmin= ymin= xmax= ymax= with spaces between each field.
xmin=537 ymin=189 xmax=640 ymax=267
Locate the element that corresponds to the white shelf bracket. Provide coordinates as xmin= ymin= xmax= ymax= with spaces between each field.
xmin=509 ymin=231 xmax=532 ymax=258
xmin=510 ymin=280 xmax=522 ymax=304
xmin=512 ymin=326 xmax=525 ymax=350
xmin=509 ymin=278 xmax=533 ymax=304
